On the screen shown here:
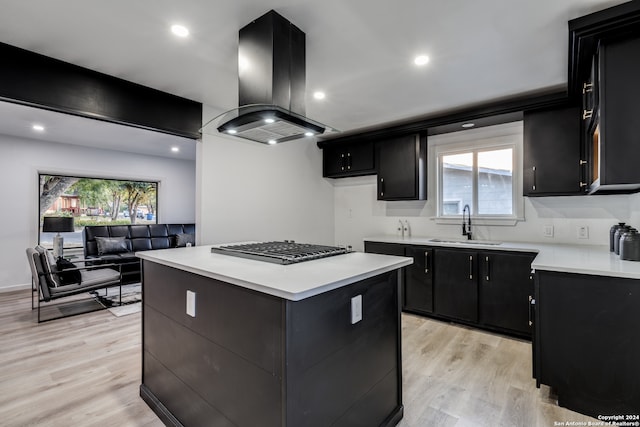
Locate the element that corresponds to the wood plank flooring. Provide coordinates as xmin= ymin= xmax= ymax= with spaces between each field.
xmin=0 ymin=289 xmax=596 ymax=426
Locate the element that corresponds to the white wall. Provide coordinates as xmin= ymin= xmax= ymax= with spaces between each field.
xmin=333 ymin=175 xmax=640 ymax=251
xmin=197 ymin=122 xmax=334 ymax=246
xmin=0 ymin=134 xmax=196 ymax=291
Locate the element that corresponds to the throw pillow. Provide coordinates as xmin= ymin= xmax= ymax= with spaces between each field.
xmin=56 ymin=258 xmax=82 ymax=285
xmin=175 ymin=233 xmax=195 ymax=247
xmin=34 ymin=245 xmax=61 ymax=287
xmin=95 ymin=236 xmax=129 ymax=255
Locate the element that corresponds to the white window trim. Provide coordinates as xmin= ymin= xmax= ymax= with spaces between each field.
xmin=430 ymin=122 xmax=524 ymax=226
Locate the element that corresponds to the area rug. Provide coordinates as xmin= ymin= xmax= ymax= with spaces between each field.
xmin=91 ymin=283 xmax=141 ymax=307
xmin=108 ymin=301 xmax=141 ymax=317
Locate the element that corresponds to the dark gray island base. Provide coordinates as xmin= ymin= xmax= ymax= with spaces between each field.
xmin=140 ymin=260 xmax=403 ymax=427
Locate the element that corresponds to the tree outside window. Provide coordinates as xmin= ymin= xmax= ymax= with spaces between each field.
xmin=39 ymin=174 xmax=158 ymax=249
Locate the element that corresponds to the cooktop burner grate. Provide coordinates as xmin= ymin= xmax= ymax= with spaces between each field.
xmin=211 ymin=241 xmax=351 ymax=264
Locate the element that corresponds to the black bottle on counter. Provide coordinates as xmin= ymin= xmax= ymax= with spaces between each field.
xmin=620 ymin=228 xmax=640 ymax=261
xmin=610 ymin=222 xmax=626 ymax=252
xmin=614 ymin=225 xmax=631 ymax=255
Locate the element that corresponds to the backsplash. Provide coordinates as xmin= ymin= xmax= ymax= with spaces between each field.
xmin=333 ymin=176 xmax=640 ymax=251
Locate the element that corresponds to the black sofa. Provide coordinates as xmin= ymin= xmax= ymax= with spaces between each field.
xmin=83 ymin=223 xmax=195 ymax=284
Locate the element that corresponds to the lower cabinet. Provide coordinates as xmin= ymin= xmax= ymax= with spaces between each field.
xmin=534 ymin=270 xmax=640 ymax=417
xmin=433 ymin=248 xmax=478 ymax=323
xmin=479 ymin=251 xmax=535 ymax=335
xmin=404 ymin=246 xmax=434 ymax=314
xmin=364 ymin=241 xmax=535 ymax=338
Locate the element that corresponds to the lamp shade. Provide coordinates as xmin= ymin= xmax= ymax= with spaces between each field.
xmin=42 ymin=216 xmax=75 ymax=233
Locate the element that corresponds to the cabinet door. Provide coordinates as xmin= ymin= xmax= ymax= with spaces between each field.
xmin=377 ymin=134 xmax=426 ymax=201
xmin=536 ymin=271 xmax=640 ymax=417
xmin=599 ymin=36 xmax=640 ymax=187
xmin=523 ymin=106 xmax=582 ymax=196
xmin=434 ymin=248 xmax=478 ymax=322
xmin=323 ymin=142 xmax=374 ymax=178
xmin=479 ymin=251 xmax=535 ymax=335
xmin=404 ymin=246 xmax=433 ymax=314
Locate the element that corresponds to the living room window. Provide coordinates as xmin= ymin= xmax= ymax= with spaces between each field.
xmin=38 ymin=174 xmax=158 ymax=250
xmin=431 ymin=122 xmax=523 ymax=224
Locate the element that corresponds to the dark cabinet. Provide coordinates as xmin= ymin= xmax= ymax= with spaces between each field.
xmin=523 ymin=106 xmax=583 ymax=196
xmin=376 ymin=134 xmax=427 ymax=201
xmin=534 ymin=270 xmax=640 ymax=417
xmin=404 ymin=246 xmax=433 ymax=314
xmin=479 ymin=251 xmax=535 ymax=335
xmin=364 ymin=241 xmax=534 ymax=338
xmin=433 ymin=248 xmax=478 ymax=322
xmin=587 ymin=35 xmax=640 ymax=193
xmin=363 ymin=241 xmax=405 ymax=256
xmin=323 ymin=141 xmax=375 ymax=178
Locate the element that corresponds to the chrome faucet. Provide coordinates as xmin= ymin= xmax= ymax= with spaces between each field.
xmin=462 ymin=204 xmax=472 ymax=240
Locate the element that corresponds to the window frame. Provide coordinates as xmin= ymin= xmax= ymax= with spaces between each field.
xmin=431 ymin=122 xmax=524 ymax=225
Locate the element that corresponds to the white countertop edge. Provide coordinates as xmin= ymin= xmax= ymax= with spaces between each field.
xmin=136 ymin=250 xmax=412 ymax=301
xmin=365 ymin=235 xmax=640 ymax=280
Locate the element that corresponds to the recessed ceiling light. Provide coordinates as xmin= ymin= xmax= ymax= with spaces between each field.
xmin=32 ymin=124 xmax=45 ymax=132
xmin=227 ymin=129 xmax=238 ymax=134
xmin=171 ymin=24 xmax=189 ymax=38
xmin=264 ymin=118 xmax=275 ymax=124
xmin=313 ymin=91 xmax=326 ymax=100
xmin=414 ymin=55 xmax=430 ymax=66
xmin=171 ymin=146 xmax=180 ymax=152
xmin=267 ymin=140 xmax=277 ymax=145
xmin=304 ymin=132 xmax=314 ymax=137
xmin=461 ymin=123 xmax=475 ymax=128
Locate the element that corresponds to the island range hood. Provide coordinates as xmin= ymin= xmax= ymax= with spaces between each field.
xmin=211 ymin=10 xmax=333 ymax=144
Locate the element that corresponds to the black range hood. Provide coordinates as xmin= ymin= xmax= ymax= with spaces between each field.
xmin=211 ymin=10 xmax=333 ymax=144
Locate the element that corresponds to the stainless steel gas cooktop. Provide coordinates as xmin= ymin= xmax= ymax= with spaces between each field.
xmin=211 ymin=241 xmax=351 ymax=265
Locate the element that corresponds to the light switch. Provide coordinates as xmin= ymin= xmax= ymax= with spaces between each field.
xmin=351 ymin=294 xmax=362 ymax=324
xmin=186 ymin=290 xmax=196 ymax=317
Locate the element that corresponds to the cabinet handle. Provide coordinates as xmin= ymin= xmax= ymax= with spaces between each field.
xmin=380 ymin=178 xmax=385 ymax=197
xmin=532 ymin=166 xmax=536 ymax=191
xmin=424 ymin=251 xmax=429 ymax=274
xmin=347 ymin=152 xmax=352 ymax=170
xmin=468 ymin=255 xmax=473 ymax=280
xmin=580 ymin=182 xmax=588 ymax=188
xmin=579 ymin=160 xmax=587 ymax=165
xmin=485 ymin=256 xmax=490 ymax=281
xmin=340 ymin=153 xmax=346 ymax=171
xmin=582 ymin=82 xmax=593 ymax=93
xmin=582 ymin=109 xmax=593 ymax=120
xmin=528 ymin=295 xmax=535 ymax=326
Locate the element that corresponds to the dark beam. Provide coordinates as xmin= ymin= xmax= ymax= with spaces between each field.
xmin=0 ymin=42 xmax=202 ymax=139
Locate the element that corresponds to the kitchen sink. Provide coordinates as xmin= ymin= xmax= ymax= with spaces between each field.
xmin=428 ymin=238 xmax=502 ymax=246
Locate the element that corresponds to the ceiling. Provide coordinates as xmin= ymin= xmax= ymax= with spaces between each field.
xmin=0 ymin=0 xmax=629 ymax=157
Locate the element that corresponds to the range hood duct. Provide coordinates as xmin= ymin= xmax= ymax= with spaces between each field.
xmin=210 ymin=10 xmax=334 ymax=144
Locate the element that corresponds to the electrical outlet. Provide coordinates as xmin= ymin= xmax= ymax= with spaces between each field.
xmin=577 ymin=226 xmax=589 ymax=239
xmin=351 ymin=295 xmax=362 ymax=324
xmin=186 ymin=290 xmax=196 ymax=317
xmin=543 ymin=225 xmax=554 ymax=237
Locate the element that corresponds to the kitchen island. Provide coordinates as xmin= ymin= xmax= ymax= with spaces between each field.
xmin=136 ymin=245 xmax=412 ymax=427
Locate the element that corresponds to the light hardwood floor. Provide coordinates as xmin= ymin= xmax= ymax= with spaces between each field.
xmin=0 ymin=290 xmax=596 ymax=427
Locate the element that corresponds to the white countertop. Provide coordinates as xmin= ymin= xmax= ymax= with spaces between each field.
xmin=365 ymin=235 xmax=640 ymax=280
xmin=136 ymin=245 xmax=413 ymax=301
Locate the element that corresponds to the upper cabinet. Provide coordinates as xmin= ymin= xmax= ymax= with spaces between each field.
xmin=586 ymin=36 xmax=640 ymax=193
xmin=376 ymin=134 xmax=427 ymax=201
xmin=322 ymin=141 xmax=375 ymax=178
xmin=568 ymin=1 xmax=640 ymax=194
xmin=523 ymin=105 xmax=583 ymax=196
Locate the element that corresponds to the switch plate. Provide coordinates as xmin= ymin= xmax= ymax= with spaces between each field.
xmin=577 ymin=226 xmax=589 ymax=239
xmin=543 ymin=225 xmax=554 ymax=237
xmin=351 ymin=295 xmax=362 ymax=324
xmin=186 ymin=290 xmax=196 ymax=317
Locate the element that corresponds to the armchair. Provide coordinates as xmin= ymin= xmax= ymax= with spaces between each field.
xmin=26 ymin=247 xmax=124 ymax=322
